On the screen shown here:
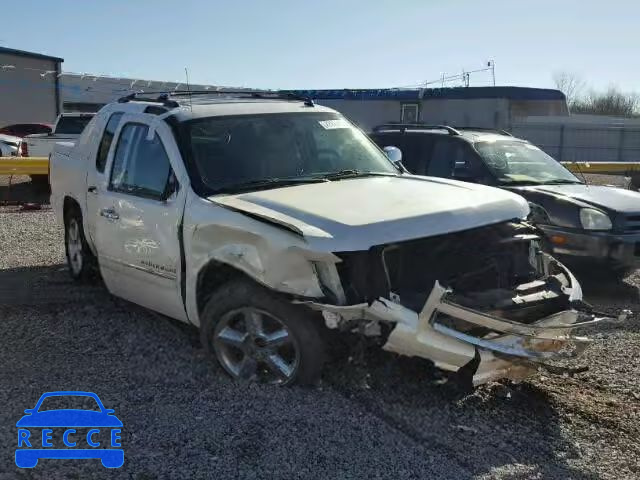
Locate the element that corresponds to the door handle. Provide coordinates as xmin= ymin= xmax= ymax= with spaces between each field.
xmin=99 ymin=208 xmax=119 ymax=220
xmin=88 ymin=186 xmax=97 ymax=194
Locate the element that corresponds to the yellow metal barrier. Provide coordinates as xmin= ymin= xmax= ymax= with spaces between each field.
xmin=1 ymin=157 xmax=639 ymax=178
xmin=562 ymin=162 xmax=640 ymax=176
xmin=0 ymin=157 xmax=49 ymax=176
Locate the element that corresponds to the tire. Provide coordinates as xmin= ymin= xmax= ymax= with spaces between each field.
xmin=200 ymin=279 xmax=326 ymax=386
xmin=64 ymin=207 xmax=97 ymax=282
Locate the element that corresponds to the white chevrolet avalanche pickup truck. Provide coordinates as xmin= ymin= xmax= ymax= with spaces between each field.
xmin=50 ymin=92 xmax=616 ymax=386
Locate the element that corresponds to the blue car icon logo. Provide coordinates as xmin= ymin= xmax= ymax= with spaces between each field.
xmin=15 ymin=391 xmax=123 ymax=468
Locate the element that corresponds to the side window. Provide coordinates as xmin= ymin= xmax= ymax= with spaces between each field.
xmin=401 ymin=136 xmax=433 ymax=175
xmin=95 ymin=113 xmax=123 ymax=173
xmin=427 ymin=139 xmax=456 ymax=177
xmin=427 ymin=139 xmax=486 ymax=181
xmin=109 ymin=123 xmax=172 ymax=200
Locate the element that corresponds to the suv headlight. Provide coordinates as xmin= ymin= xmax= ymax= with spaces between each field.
xmin=580 ymin=208 xmax=612 ymax=230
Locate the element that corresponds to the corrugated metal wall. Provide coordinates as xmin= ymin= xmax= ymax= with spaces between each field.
xmin=0 ymin=53 xmax=59 ymax=125
xmin=512 ymin=119 xmax=640 ymax=162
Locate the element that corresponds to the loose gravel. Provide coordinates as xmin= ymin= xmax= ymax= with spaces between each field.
xmin=0 ymin=177 xmax=638 ymax=479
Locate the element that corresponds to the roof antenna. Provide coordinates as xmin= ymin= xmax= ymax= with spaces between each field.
xmin=184 ymin=67 xmax=193 ymax=112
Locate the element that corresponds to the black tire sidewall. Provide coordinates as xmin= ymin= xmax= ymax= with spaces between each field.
xmin=200 ymin=279 xmax=326 ymax=385
xmin=64 ymin=208 xmax=94 ymax=281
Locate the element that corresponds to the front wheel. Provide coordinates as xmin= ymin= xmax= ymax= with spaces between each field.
xmin=200 ymin=279 xmax=326 ymax=385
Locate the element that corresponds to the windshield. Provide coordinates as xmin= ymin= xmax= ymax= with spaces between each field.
xmin=56 ymin=116 xmax=92 ymax=135
xmin=474 ymin=140 xmax=581 ymax=185
xmin=186 ymin=112 xmax=398 ymax=194
xmin=37 ymin=395 xmax=101 ymax=412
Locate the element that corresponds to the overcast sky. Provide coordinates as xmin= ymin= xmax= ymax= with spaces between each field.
xmin=4 ymin=0 xmax=638 ymax=92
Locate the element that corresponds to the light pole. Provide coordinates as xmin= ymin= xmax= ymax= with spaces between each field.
xmin=488 ymin=60 xmax=495 ymax=86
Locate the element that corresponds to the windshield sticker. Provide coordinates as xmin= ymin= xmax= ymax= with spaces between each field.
xmin=319 ymin=119 xmax=350 ymax=130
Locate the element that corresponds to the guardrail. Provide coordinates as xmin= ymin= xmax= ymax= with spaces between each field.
xmin=562 ymin=161 xmax=640 ymax=176
xmin=0 ymin=157 xmax=49 ymax=176
xmin=1 ymin=157 xmax=639 ymax=178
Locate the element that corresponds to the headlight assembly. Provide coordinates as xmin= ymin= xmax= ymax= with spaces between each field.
xmin=579 ymin=208 xmax=612 ymax=230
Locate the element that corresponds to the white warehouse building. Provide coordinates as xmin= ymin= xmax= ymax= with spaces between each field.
xmin=0 ymin=47 xmax=569 ymax=133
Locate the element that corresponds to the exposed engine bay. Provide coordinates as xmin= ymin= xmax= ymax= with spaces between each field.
xmin=303 ymin=220 xmax=624 ymax=386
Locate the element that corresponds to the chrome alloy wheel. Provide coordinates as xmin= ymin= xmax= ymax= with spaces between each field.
xmin=212 ymin=307 xmax=300 ymax=385
xmin=66 ymin=218 xmax=83 ymax=276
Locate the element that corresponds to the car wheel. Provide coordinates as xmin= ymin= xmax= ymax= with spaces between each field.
xmin=200 ymin=279 xmax=326 ymax=386
xmin=64 ymin=208 xmax=97 ymax=281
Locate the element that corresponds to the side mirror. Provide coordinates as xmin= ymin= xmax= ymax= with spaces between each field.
xmin=24 ymin=409 xmax=34 ymax=415
xmin=104 ymin=409 xmax=115 ymax=414
xmin=383 ymin=146 xmax=406 ymax=171
xmin=383 ymin=146 xmax=402 ymax=163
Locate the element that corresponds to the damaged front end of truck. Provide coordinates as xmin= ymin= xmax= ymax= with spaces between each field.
xmin=302 ymin=221 xmax=622 ymax=386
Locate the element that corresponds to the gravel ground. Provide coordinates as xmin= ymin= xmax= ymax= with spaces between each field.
xmin=0 ymin=177 xmax=639 ymax=479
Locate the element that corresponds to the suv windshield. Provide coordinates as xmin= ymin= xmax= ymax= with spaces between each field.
xmin=475 ymin=140 xmax=581 ymax=185
xmin=38 ymin=395 xmax=101 ymax=412
xmin=185 ymin=112 xmax=398 ymax=194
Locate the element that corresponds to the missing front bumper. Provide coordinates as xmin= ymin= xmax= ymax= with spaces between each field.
xmin=302 ymin=264 xmax=625 ymax=386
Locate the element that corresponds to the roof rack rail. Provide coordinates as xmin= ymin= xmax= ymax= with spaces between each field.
xmin=373 ymin=124 xmax=461 ymax=135
xmin=117 ymin=90 xmax=315 ymax=108
xmin=117 ymin=92 xmax=180 ymax=108
xmin=455 ymin=127 xmax=513 ymax=136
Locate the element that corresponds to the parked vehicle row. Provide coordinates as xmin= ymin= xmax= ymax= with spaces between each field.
xmin=22 ymin=113 xmax=94 ymax=158
xmin=49 ymin=92 xmax=620 ymax=388
xmin=0 ymin=134 xmax=21 ymax=156
xmin=370 ymin=124 xmax=640 ymax=279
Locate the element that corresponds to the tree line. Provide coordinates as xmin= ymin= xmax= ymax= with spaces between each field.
xmin=553 ymin=72 xmax=638 ymax=117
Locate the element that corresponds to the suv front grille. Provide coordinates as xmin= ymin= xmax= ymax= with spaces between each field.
xmin=621 ymin=214 xmax=640 ymax=234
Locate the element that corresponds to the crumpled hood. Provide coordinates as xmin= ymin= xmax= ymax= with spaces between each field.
xmin=211 ymin=175 xmax=529 ymax=251
xmin=518 ymin=184 xmax=640 ymax=213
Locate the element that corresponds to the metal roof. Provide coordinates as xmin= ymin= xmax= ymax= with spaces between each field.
xmin=0 ymin=46 xmax=63 ymax=63
xmin=284 ymin=86 xmax=566 ymax=102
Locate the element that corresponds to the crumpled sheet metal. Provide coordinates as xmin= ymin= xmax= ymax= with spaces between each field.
xmin=303 ymin=275 xmax=620 ymax=385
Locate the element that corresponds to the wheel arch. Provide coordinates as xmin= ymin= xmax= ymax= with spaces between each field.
xmin=63 ymin=196 xmax=97 ymax=257
xmin=195 ymin=260 xmax=254 ymax=320
xmin=63 ymin=195 xmax=81 ymax=219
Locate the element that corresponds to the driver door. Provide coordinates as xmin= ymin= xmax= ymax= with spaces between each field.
xmin=95 ymin=114 xmax=188 ymax=321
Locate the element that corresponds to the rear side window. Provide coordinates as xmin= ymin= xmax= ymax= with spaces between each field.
xmin=109 ymin=123 xmax=172 ymax=200
xmin=55 ymin=116 xmax=93 ymax=134
xmin=399 ymin=135 xmax=433 ymax=175
xmin=427 ymin=139 xmax=457 ymax=177
xmin=95 ymin=113 xmax=123 ymax=173
xmin=370 ymin=133 xmax=432 ymax=174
